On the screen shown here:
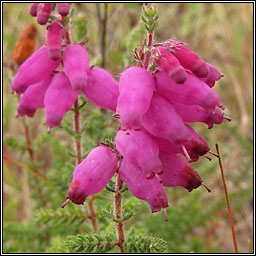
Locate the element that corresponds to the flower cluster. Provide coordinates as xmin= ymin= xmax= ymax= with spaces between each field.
xmin=11 ymin=3 xmax=119 ymax=133
xmin=62 ymin=38 xmax=230 ymax=219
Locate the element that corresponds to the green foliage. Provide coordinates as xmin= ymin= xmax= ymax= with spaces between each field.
xmin=65 ymin=233 xmax=116 ymax=253
xmin=124 ymin=236 xmax=168 ymax=253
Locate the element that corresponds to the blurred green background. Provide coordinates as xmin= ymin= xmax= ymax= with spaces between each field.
xmin=3 ymin=3 xmax=253 ymax=253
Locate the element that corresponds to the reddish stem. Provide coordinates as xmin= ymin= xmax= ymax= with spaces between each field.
xmin=114 ymin=174 xmax=125 ymax=253
xmin=143 ymin=32 xmax=153 ymax=69
xmin=215 ymin=143 xmax=238 ymax=253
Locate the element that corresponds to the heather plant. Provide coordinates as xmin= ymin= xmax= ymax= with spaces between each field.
xmin=3 ymin=3 xmax=253 ymax=254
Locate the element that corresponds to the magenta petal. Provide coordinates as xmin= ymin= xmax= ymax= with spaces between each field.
xmin=84 ymin=67 xmax=119 ymax=111
xmin=201 ymin=63 xmax=224 ymax=88
xmin=159 ymin=153 xmax=202 ymax=192
xmin=142 ymin=93 xmax=190 ymax=146
xmin=115 ymin=129 xmax=162 ymax=178
xmin=119 ymin=160 xmax=168 ymax=213
xmin=63 ymin=44 xmax=90 ymax=91
xmin=17 ymin=75 xmax=52 ymax=118
xmin=57 ymin=3 xmax=71 ymax=16
xmin=44 ymin=72 xmax=78 ymax=129
xmin=169 ymin=40 xmax=209 ymax=78
xmin=117 ymin=66 xmax=155 ymax=131
xmin=155 ymin=71 xmax=223 ymax=111
xmin=47 ymin=21 xmax=63 ymax=61
xmin=172 ymin=102 xmax=224 ymax=128
xmin=11 ymin=45 xmax=60 ymax=95
xmin=29 ymin=3 xmax=40 ymax=17
xmin=154 ymin=46 xmax=186 ymax=84
xmin=36 ymin=3 xmax=52 ymax=25
xmin=67 ymin=145 xmax=118 ymax=205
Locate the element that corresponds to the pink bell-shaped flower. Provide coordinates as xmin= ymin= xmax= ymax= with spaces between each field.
xmin=16 ymin=75 xmax=52 ymax=118
xmin=36 ymin=3 xmax=52 ymax=25
xmin=63 ymin=145 xmax=118 ymax=206
xmin=154 ymin=46 xmax=186 ymax=84
xmin=116 ymin=66 xmax=155 ymax=131
xmin=119 ymin=159 xmax=168 ymax=213
xmin=159 ymin=152 xmax=202 ymax=192
xmin=57 ymin=3 xmax=71 ymax=16
xmin=84 ymin=67 xmax=119 ymax=111
xmin=63 ymin=44 xmax=90 ymax=91
xmin=47 ymin=20 xmax=63 ymax=61
xmin=115 ymin=129 xmax=162 ymax=178
xmin=29 ymin=3 xmax=40 ymax=17
xmin=201 ymin=63 xmax=224 ymax=88
xmin=167 ymin=40 xmax=209 ymax=78
xmin=11 ymin=45 xmax=60 ymax=95
xmin=44 ymin=72 xmax=78 ymax=131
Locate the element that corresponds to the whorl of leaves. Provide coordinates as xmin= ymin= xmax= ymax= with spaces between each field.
xmin=35 ymin=208 xmax=88 ymax=225
xmin=123 ymin=235 xmax=168 ymax=253
xmin=65 ymin=234 xmax=115 ymax=253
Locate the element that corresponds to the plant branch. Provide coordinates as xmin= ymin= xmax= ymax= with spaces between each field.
xmin=101 ymin=3 xmax=108 ymax=68
xmin=114 ymin=174 xmax=125 ymax=253
xmin=215 ymin=143 xmax=238 ymax=253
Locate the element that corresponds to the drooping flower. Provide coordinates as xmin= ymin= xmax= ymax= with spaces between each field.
xmin=142 ymin=93 xmax=192 ymax=161
xmin=116 ymin=66 xmax=155 ymax=131
xmin=57 ymin=3 xmax=71 ymax=16
xmin=153 ymin=46 xmax=186 ymax=84
xmin=36 ymin=3 xmax=52 ymax=25
xmin=44 ymin=72 xmax=78 ymax=131
xmin=29 ymin=3 xmax=40 ymax=17
xmin=84 ymin=67 xmax=119 ymax=111
xmin=201 ymin=63 xmax=224 ymax=88
xmin=159 ymin=153 xmax=202 ymax=192
xmin=11 ymin=45 xmax=60 ymax=94
xmin=115 ymin=129 xmax=162 ymax=178
xmin=155 ymin=70 xmax=223 ymax=111
xmin=63 ymin=44 xmax=90 ymax=91
xmin=16 ymin=75 xmax=52 ymax=118
xmin=119 ymin=159 xmax=168 ymax=213
xmin=62 ymin=145 xmax=118 ymax=206
xmin=166 ymin=40 xmax=209 ymax=78
xmin=47 ymin=20 xmax=64 ymax=61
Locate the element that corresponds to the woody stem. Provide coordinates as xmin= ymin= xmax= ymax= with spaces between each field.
xmin=114 ymin=174 xmax=125 ymax=253
xmin=73 ymin=100 xmax=98 ymax=231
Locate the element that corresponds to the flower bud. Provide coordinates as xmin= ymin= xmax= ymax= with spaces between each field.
xmin=47 ymin=21 xmax=63 ymax=61
xmin=44 ymin=72 xmax=78 ymax=130
xmin=29 ymin=3 xmax=40 ymax=17
xmin=168 ymin=40 xmax=209 ymax=78
xmin=116 ymin=66 xmax=155 ymax=130
xmin=155 ymin=71 xmax=223 ymax=111
xmin=84 ymin=67 xmax=119 ymax=111
xmin=67 ymin=145 xmax=118 ymax=205
xmin=119 ymin=160 xmax=168 ymax=213
xmin=11 ymin=45 xmax=60 ymax=94
xmin=57 ymin=3 xmax=71 ymax=16
xmin=17 ymin=75 xmax=52 ymax=118
xmin=154 ymin=46 xmax=186 ymax=84
xmin=115 ymin=129 xmax=162 ymax=178
xmin=36 ymin=3 xmax=52 ymax=25
xmin=159 ymin=153 xmax=202 ymax=192
xmin=63 ymin=44 xmax=90 ymax=91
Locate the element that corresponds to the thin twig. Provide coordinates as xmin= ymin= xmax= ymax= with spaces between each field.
xmin=114 ymin=174 xmax=125 ymax=253
xmin=215 ymin=143 xmax=238 ymax=253
xmin=101 ymin=3 xmax=108 ymax=68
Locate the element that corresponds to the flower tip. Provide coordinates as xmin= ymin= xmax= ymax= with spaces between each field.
xmin=202 ymin=182 xmax=211 ymax=193
xmin=163 ymin=208 xmax=168 ymax=221
xmin=47 ymin=126 xmax=52 ymax=134
xmin=61 ymin=198 xmax=70 ymax=208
